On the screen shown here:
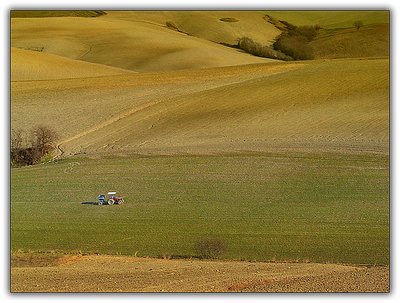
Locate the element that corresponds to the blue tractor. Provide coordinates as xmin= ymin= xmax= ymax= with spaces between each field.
xmin=98 ymin=192 xmax=124 ymax=205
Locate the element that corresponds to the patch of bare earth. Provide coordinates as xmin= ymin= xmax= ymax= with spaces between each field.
xmin=10 ymin=255 xmax=389 ymax=292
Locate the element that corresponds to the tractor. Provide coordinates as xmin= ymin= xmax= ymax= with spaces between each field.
xmin=98 ymin=192 xmax=124 ymax=205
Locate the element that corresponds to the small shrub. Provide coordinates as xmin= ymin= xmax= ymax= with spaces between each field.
xmin=220 ymin=17 xmax=239 ymax=23
xmin=11 ymin=147 xmax=39 ymax=166
xmin=354 ymin=20 xmax=363 ymax=30
xmin=264 ymin=15 xmax=288 ymax=31
xmin=166 ymin=21 xmax=179 ymax=31
xmin=195 ymin=237 xmax=227 ymax=259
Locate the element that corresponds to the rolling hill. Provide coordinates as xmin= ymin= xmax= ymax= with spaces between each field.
xmin=266 ymin=11 xmax=389 ymax=29
xmin=11 ymin=62 xmax=301 ymax=149
xmin=11 ymin=10 xmax=106 ymax=18
xmin=11 ymin=14 xmax=276 ymax=73
xmin=11 ymin=58 xmax=388 ymax=157
xmin=310 ymin=23 xmax=389 ymax=59
xmin=10 ymin=11 xmax=390 ymax=292
xmin=102 ymin=11 xmax=280 ymax=46
xmin=11 ymin=11 xmax=390 ymax=72
xmin=10 ymin=11 xmax=389 ymax=157
xmin=11 ymin=47 xmax=133 ymax=81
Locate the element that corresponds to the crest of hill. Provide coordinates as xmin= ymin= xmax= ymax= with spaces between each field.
xmin=266 ymin=11 xmax=389 ymax=29
xmin=11 ymin=16 xmax=274 ymax=72
xmin=11 ymin=10 xmax=106 ymax=18
xmin=102 ymin=11 xmax=280 ymax=46
xmin=310 ymin=23 xmax=389 ymax=59
xmin=264 ymin=11 xmax=389 ymax=60
xmin=11 ymin=47 xmax=132 ymax=81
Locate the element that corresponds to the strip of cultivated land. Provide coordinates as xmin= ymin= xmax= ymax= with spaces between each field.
xmin=11 ymin=254 xmax=388 ymax=292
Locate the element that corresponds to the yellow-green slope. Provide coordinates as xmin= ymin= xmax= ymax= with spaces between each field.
xmin=11 ymin=62 xmax=299 ymax=151
xmin=66 ymin=58 xmax=387 ymax=155
xmin=311 ymin=24 xmax=389 ymax=59
xmin=11 ymin=47 xmax=133 ymax=81
xmin=11 ymin=15 xmax=275 ymax=73
xmin=103 ymin=11 xmax=280 ymax=46
xmin=11 ymin=59 xmax=388 ymax=156
xmin=266 ymin=11 xmax=389 ymax=29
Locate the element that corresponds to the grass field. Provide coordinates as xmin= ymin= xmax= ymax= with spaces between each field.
xmin=11 ymin=152 xmax=389 ymax=265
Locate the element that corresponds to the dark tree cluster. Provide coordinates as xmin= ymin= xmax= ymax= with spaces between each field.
xmin=237 ymin=37 xmax=292 ymax=61
xmin=272 ymin=24 xmax=321 ymax=60
xmin=236 ymin=20 xmax=321 ymax=61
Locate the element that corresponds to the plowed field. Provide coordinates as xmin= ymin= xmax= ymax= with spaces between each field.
xmin=11 ymin=255 xmax=389 ymax=293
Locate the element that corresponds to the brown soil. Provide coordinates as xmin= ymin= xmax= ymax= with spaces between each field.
xmin=10 ymin=255 xmax=389 ymax=293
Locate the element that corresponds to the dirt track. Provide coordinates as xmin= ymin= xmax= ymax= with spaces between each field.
xmin=11 ymin=255 xmax=389 ymax=293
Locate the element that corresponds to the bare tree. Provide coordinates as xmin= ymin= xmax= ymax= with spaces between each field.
xmin=353 ymin=20 xmax=363 ymax=30
xmin=11 ymin=128 xmax=24 ymax=150
xmin=31 ymin=125 xmax=59 ymax=157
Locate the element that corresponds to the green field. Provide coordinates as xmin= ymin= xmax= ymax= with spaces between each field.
xmin=11 ymin=153 xmax=389 ymax=265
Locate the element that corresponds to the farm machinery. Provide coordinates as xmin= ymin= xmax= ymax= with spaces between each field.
xmin=98 ymin=192 xmax=124 ymax=205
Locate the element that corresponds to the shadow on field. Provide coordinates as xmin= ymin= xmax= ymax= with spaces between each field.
xmin=81 ymin=201 xmax=99 ymax=205
xmin=158 ymin=254 xmax=202 ymax=260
